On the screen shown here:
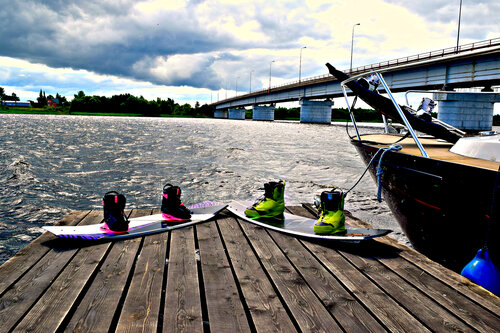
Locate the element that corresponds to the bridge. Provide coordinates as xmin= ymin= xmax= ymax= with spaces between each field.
xmin=211 ymin=38 xmax=500 ymax=131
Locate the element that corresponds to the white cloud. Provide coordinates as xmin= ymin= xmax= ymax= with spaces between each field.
xmin=134 ymin=0 xmax=189 ymax=13
xmin=0 ymin=0 xmax=497 ymax=106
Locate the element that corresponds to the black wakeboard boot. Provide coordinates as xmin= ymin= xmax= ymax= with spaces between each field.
xmin=102 ymin=191 xmax=129 ymax=233
xmin=161 ymin=183 xmax=192 ymax=222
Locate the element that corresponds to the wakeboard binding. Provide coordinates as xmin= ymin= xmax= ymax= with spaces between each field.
xmin=161 ymin=183 xmax=192 ymax=222
xmin=245 ymin=180 xmax=285 ymax=221
xmin=314 ymin=188 xmax=346 ymax=235
xmin=102 ymin=191 xmax=129 ymax=233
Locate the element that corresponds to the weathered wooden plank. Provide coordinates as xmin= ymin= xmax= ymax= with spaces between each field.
xmin=116 ymin=209 xmax=170 ymax=333
xmin=217 ymin=215 xmax=298 ymax=333
xmin=377 ymin=254 xmax=500 ymax=332
xmin=267 ymin=229 xmax=386 ymax=332
xmin=302 ymin=204 xmax=500 ymax=330
xmin=63 ymin=210 xmax=146 ymax=333
xmin=303 ymin=239 xmax=431 ymax=332
xmin=303 ymin=203 xmax=500 ymax=314
xmin=11 ymin=233 xmax=112 ymax=332
xmin=3 ymin=204 xmax=499 ymax=333
xmin=237 ymin=217 xmax=343 ymax=332
xmin=196 ymin=220 xmax=251 ymax=332
xmin=396 ymin=248 xmax=500 ymax=312
xmin=341 ymin=250 xmax=473 ymax=332
xmin=163 ymin=225 xmax=203 ymax=333
xmin=0 ymin=210 xmax=100 ymax=332
xmin=0 ymin=210 xmax=90 ymax=296
xmin=290 ymin=206 xmax=435 ymax=331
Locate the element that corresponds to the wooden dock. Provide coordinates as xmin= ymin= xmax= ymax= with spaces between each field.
xmin=0 ymin=206 xmax=499 ymax=332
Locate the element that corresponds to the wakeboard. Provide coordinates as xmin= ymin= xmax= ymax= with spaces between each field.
xmin=43 ymin=200 xmax=227 ymax=240
xmin=228 ymin=200 xmax=391 ymax=242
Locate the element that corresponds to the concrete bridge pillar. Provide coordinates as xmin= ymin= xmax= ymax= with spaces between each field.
xmin=300 ymin=99 xmax=333 ymax=124
xmin=214 ymin=110 xmax=228 ymax=118
xmin=434 ymin=92 xmax=500 ymax=132
xmin=228 ymin=108 xmax=245 ymax=120
xmin=253 ymin=105 xmax=275 ymax=121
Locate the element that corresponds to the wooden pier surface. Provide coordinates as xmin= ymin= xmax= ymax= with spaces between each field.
xmin=0 ymin=206 xmax=499 ymax=332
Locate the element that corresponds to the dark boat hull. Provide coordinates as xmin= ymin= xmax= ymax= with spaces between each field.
xmin=352 ymin=139 xmax=499 ymax=271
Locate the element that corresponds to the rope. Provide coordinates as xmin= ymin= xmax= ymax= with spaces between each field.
xmin=345 ymin=144 xmax=402 ymax=200
xmin=376 ymin=144 xmax=402 ymax=202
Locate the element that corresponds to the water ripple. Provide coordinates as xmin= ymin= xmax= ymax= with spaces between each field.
xmin=0 ymin=114 xmax=407 ymax=264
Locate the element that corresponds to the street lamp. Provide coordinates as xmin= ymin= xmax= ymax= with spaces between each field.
xmin=269 ymin=60 xmax=275 ymax=92
xmin=456 ymin=0 xmax=463 ymax=53
xmin=249 ymin=70 xmax=254 ymax=93
xmin=350 ymin=23 xmax=360 ymax=72
xmin=299 ymin=46 xmax=306 ymax=83
xmin=235 ymin=76 xmax=239 ymax=97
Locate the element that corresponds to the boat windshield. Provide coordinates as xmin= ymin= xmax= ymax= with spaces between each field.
xmin=450 ymin=134 xmax=500 ymax=162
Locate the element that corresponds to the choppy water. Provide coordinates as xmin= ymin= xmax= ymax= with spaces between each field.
xmin=0 ymin=114 xmax=406 ymax=265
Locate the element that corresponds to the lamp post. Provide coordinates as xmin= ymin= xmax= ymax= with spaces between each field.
xmin=235 ymin=76 xmax=239 ymax=97
xmin=350 ymin=23 xmax=360 ymax=72
xmin=299 ymin=46 xmax=306 ymax=83
xmin=249 ymin=70 xmax=254 ymax=93
xmin=456 ymin=0 xmax=462 ymax=53
xmin=269 ymin=60 xmax=275 ymax=93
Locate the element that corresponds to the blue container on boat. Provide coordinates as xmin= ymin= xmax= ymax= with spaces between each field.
xmin=461 ymin=248 xmax=500 ymax=296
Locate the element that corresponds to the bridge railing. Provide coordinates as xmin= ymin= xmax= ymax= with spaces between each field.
xmin=214 ymin=37 xmax=500 ymax=105
xmin=351 ymin=37 xmax=500 ymax=74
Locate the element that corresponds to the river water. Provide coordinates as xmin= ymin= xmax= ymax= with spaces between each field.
xmin=0 ymin=114 xmax=405 ymax=265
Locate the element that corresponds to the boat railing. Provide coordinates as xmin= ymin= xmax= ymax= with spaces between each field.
xmin=405 ymin=90 xmax=476 ymax=135
xmin=404 ymin=90 xmax=500 ymax=136
xmin=340 ymin=71 xmax=429 ymax=158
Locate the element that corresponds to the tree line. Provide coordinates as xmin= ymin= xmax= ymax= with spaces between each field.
xmin=0 ymin=87 xmax=18 ymax=101
xmin=0 ymin=87 xmax=69 ymax=107
xmin=35 ymin=90 xmax=69 ymax=107
xmin=2 ymin=85 xmax=499 ymax=124
xmin=0 ymin=86 xmax=213 ymax=117
xmin=70 ymin=91 xmax=213 ymax=117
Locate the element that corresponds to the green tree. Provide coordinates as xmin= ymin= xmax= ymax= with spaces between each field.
xmin=55 ymin=93 xmax=68 ymax=105
xmin=198 ymin=103 xmax=214 ymax=117
xmin=494 ymin=115 xmax=500 ymax=126
xmin=37 ymin=90 xmax=47 ymax=106
xmin=74 ymin=90 xmax=86 ymax=99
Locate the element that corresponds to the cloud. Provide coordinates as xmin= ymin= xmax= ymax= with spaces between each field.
xmin=0 ymin=56 xmax=216 ymax=105
xmin=0 ymin=0 xmax=330 ymax=90
xmin=0 ymin=0 xmax=497 ymax=104
xmin=384 ymin=0 xmax=499 ymax=39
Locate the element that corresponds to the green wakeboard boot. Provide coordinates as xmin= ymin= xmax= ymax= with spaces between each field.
xmin=314 ymin=188 xmax=346 ymax=235
xmin=245 ymin=180 xmax=285 ymax=220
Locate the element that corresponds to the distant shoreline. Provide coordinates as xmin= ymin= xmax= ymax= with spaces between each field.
xmin=0 ymin=108 xmax=208 ymax=118
xmin=2 ymin=107 xmax=498 ymax=127
xmin=0 ymin=107 xmax=379 ymax=123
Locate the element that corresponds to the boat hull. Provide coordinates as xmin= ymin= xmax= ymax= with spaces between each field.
xmin=352 ymin=139 xmax=499 ymax=271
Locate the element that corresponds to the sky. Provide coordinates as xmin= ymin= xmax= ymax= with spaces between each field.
xmin=0 ymin=0 xmax=498 ymax=107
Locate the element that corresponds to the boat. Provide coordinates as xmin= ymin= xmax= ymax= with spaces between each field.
xmin=326 ymin=63 xmax=500 ymax=272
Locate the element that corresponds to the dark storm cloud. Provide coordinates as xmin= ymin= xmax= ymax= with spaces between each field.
xmin=0 ymin=0 xmax=321 ymax=90
xmin=0 ymin=1 xmax=240 ymax=89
